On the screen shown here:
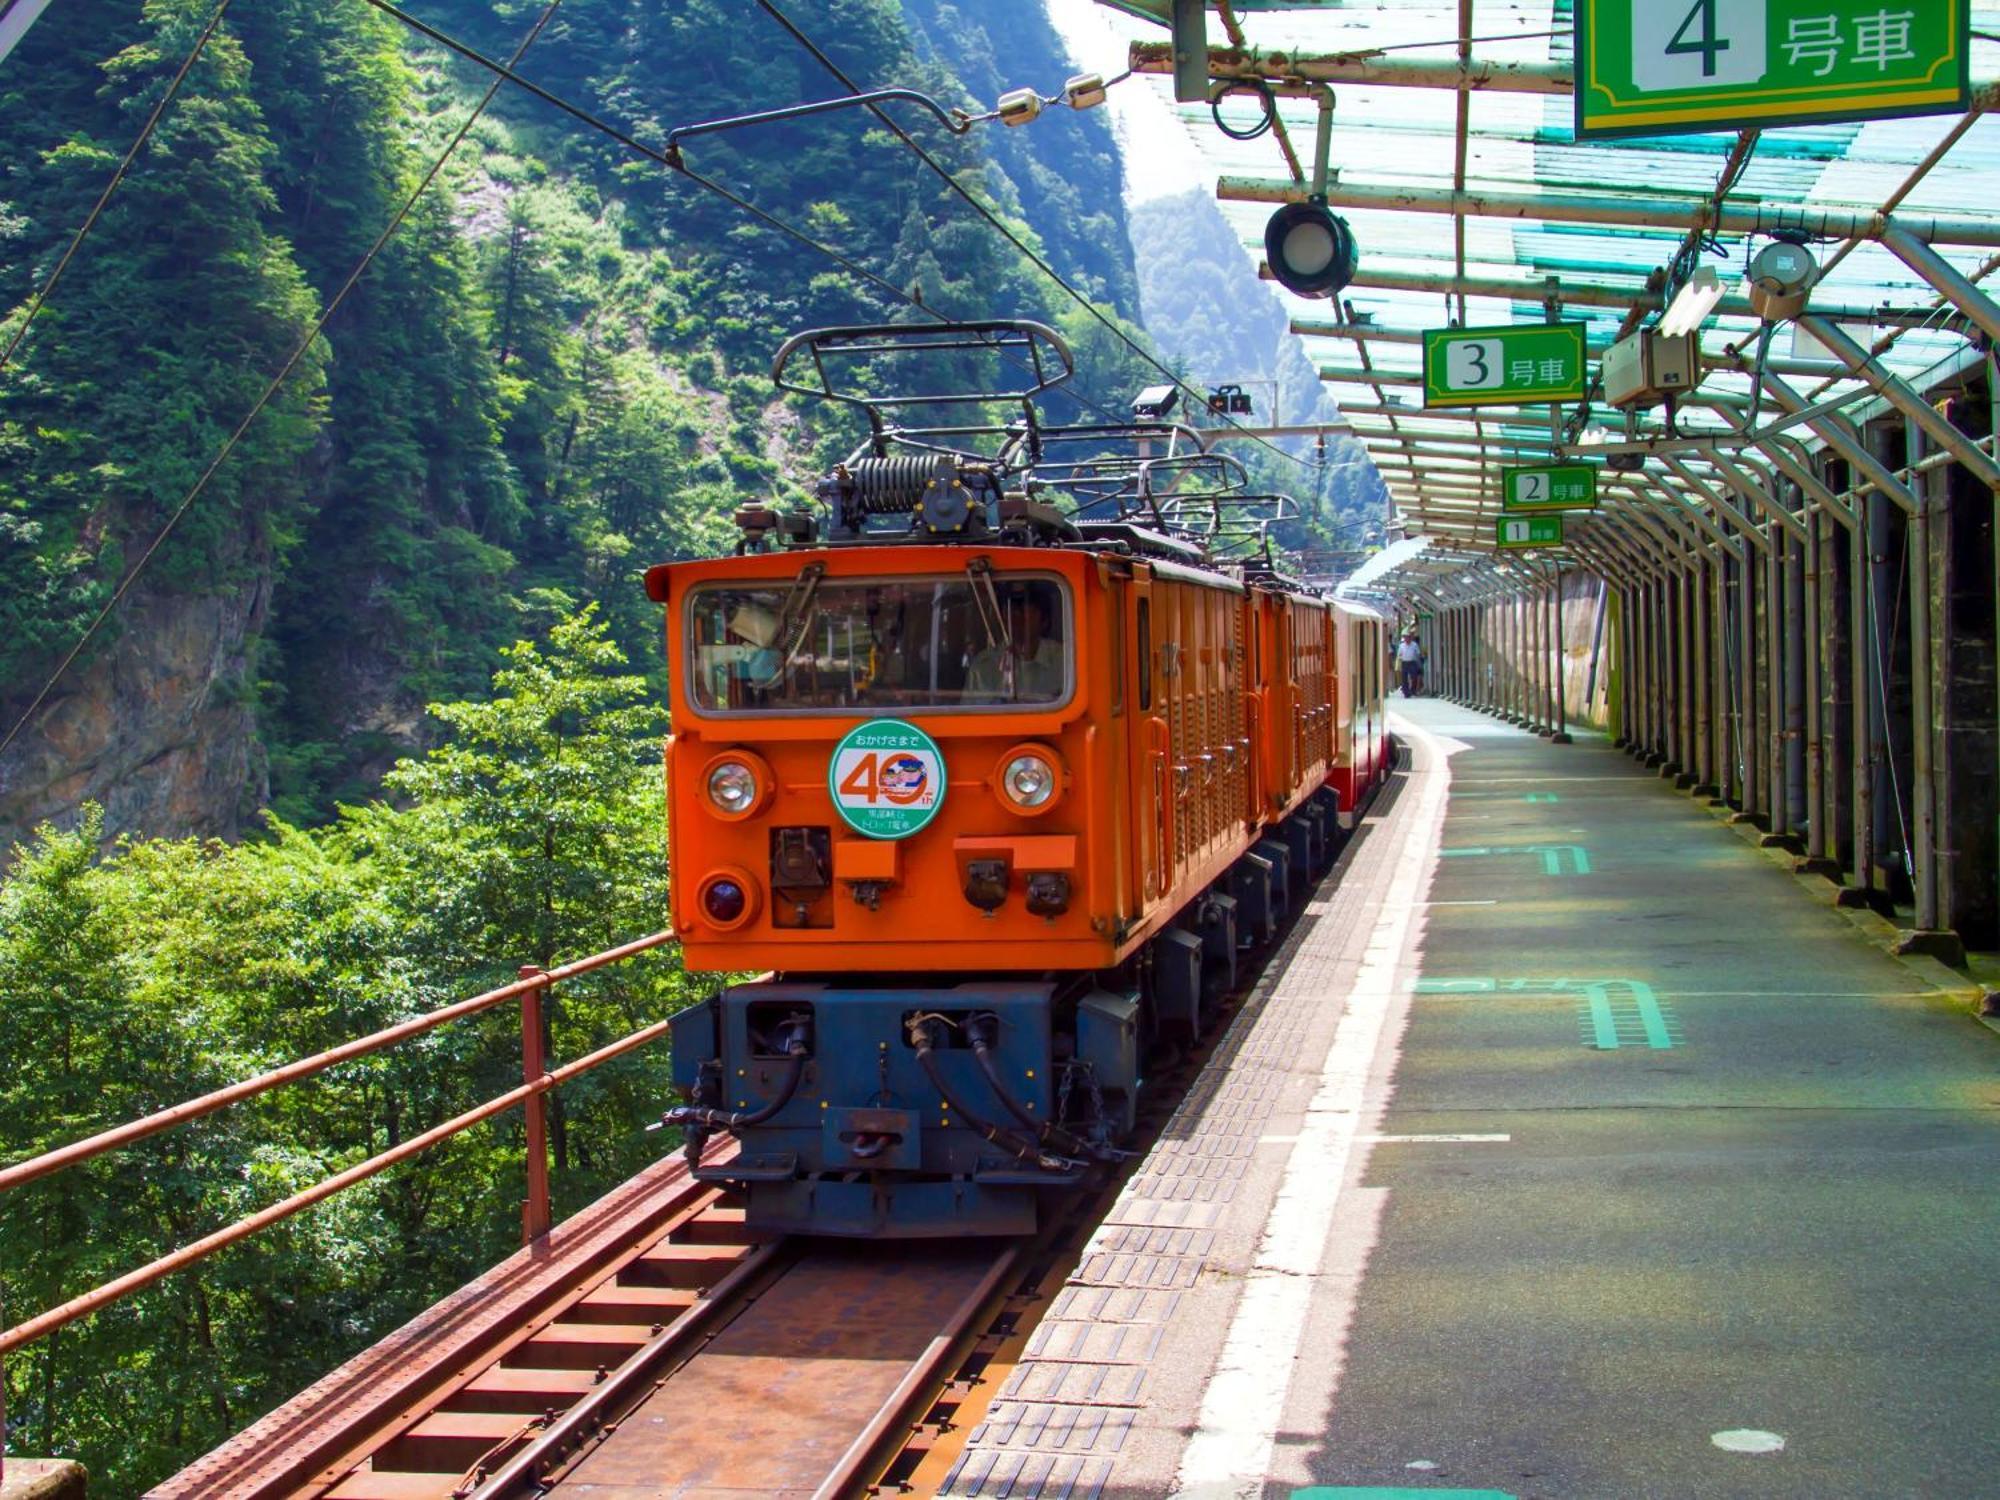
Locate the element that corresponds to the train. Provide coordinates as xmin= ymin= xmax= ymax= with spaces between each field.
xmin=654 ymin=322 xmax=1389 ymax=1236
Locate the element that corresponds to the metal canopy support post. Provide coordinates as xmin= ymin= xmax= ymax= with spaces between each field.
xmin=1905 ymin=418 xmax=1943 ymax=939
xmin=1552 ymin=560 xmax=1573 ymax=743
xmin=1168 ymin=0 xmax=1207 ymax=101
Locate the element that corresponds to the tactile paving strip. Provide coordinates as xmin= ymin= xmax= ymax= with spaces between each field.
xmin=940 ymin=768 xmax=1428 ymax=1499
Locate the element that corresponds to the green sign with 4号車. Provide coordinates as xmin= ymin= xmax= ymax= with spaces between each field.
xmin=1422 ymin=323 xmax=1587 ymax=409
xmin=1576 ymin=0 xmax=1969 ymax=138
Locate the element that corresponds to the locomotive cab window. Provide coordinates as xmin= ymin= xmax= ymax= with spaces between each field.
xmin=688 ymin=575 xmax=1071 ymax=714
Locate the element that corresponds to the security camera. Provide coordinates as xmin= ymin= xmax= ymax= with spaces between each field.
xmin=1133 ymin=385 xmax=1180 ymax=420
xmin=1746 ymin=238 xmax=1819 ymax=323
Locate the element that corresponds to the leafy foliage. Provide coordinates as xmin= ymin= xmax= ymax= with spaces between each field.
xmin=0 ymin=608 xmax=689 ymax=1494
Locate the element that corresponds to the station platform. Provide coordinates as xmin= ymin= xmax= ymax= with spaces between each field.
xmin=940 ymin=698 xmax=2000 ymax=1500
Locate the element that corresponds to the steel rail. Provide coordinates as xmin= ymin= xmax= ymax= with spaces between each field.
xmin=0 ymin=1014 xmax=675 ymax=1355
xmin=472 ymin=1241 xmax=792 ymax=1496
xmin=0 ymin=929 xmax=677 ymax=1196
xmin=809 ymin=1244 xmax=1027 ymax=1500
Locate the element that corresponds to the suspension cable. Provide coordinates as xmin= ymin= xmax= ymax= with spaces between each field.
xmin=0 ymin=0 xmax=236 ymax=378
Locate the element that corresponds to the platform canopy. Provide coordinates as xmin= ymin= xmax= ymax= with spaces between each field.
xmin=1096 ymin=1 xmax=2000 ymax=604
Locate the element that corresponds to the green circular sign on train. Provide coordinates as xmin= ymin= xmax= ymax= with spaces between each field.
xmin=828 ymin=719 xmax=946 ymax=839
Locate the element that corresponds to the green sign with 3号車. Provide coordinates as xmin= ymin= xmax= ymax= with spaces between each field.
xmin=1576 ymin=0 xmax=1969 ymax=138
xmin=1502 ymin=464 xmax=1598 ymax=512
xmin=1423 ymin=323 xmax=1587 ymax=409
xmin=1497 ymin=514 xmax=1564 ymax=550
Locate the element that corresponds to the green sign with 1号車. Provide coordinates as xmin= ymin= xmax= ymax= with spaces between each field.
xmin=828 ymin=718 xmax=946 ymax=840
xmin=1423 ymin=323 xmax=1587 ymax=409
xmin=1497 ymin=514 xmax=1564 ymax=550
xmin=1502 ymin=464 xmax=1598 ymax=512
xmin=1576 ymin=0 xmax=1969 ymax=138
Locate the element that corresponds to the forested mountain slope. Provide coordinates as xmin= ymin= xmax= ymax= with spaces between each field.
xmin=0 ymin=0 xmax=1155 ymax=847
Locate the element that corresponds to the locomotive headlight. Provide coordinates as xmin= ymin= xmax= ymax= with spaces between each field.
xmin=708 ymin=761 xmax=757 ymax=812
xmin=995 ymin=744 xmax=1065 ymax=816
xmin=700 ymin=751 xmax=771 ymax=820
xmin=1004 ymin=755 xmax=1054 ymax=805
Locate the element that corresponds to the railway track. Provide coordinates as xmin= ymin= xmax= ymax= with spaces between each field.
xmin=159 ymin=846 xmax=1345 ymax=1500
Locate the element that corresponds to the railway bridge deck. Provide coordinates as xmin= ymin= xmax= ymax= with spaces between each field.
xmin=939 ymin=697 xmax=2000 ymax=1500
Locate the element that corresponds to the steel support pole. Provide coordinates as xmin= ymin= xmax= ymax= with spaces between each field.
xmin=1739 ymin=527 xmax=1758 ymax=812
xmin=1690 ymin=558 xmax=1704 ymax=784
xmin=1539 ymin=570 xmax=1552 ymax=733
xmin=1854 ymin=501 xmax=1879 ymax=895
xmin=1693 ymin=557 xmax=1715 ymax=792
xmin=1906 ymin=418 xmax=1940 ymax=933
xmin=1786 ymin=516 xmax=1811 ymax=841
xmin=1803 ymin=504 xmax=1830 ymax=865
xmin=1553 ymin=563 xmax=1573 ymax=743
xmin=1765 ymin=512 xmax=1786 ymax=834
xmin=519 ymin=966 xmax=552 ymax=1244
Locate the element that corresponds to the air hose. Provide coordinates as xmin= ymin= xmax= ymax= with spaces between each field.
xmin=965 ymin=1019 xmax=1114 ymax=1162
xmin=658 ymin=1035 xmax=809 ymax=1135
xmin=909 ymin=1018 xmax=1079 ymax=1174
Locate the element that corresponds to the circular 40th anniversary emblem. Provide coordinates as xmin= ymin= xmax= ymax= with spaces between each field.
xmin=828 ymin=719 xmax=945 ymax=839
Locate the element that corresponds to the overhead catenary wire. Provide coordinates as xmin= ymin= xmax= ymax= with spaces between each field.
xmin=748 ymin=0 xmax=1337 ymax=478
xmin=359 ymin=0 xmax=1362 ymax=505
xmin=355 ymin=0 xmax=1144 ymax=439
xmin=0 ymin=0 xmax=568 ymax=763
xmin=0 ymin=0 xmax=235 ymax=378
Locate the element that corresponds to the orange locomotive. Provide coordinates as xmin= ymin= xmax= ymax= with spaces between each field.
xmin=655 ymin=323 xmax=1386 ymax=1235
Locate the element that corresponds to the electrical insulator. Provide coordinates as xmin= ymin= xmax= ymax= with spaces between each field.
xmin=998 ymin=88 xmax=1043 ymax=127
xmin=1065 ymin=73 xmax=1108 ymax=110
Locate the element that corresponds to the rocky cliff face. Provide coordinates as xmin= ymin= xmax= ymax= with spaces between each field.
xmin=1 ymin=569 xmax=267 ymax=850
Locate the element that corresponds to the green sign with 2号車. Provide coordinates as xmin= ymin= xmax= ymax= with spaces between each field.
xmin=1502 ymin=464 xmax=1598 ymax=512
xmin=1423 ymin=323 xmax=1587 ymax=409
xmin=1576 ymin=0 xmax=1969 ymax=138
xmin=1497 ymin=515 xmax=1564 ymax=550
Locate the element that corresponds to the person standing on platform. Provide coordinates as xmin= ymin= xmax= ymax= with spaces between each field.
xmin=1397 ymin=631 xmax=1425 ymax=698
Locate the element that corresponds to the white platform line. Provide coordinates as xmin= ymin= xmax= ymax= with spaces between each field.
xmin=1169 ymin=719 xmax=1450 ymax=1500
xmin=1363 ymin=1133 xmax=1511 ymax=1143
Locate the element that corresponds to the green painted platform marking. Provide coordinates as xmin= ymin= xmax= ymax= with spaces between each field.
xmin=1292 ymin=1489 xmax=1517 ymax=1499
xmin=1439 ymin=843 xmax=1590 ymax=875
xmin=1414 ymin=977 xmax=1681 ymax=1050
xmin=1523 ymin=791 xmax=1559 ymax=803
xmin=1582 ymin=984 xmax=1621 ymax=1050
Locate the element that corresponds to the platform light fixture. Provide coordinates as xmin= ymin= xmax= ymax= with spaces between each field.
xmin=1261 ymin=82 xmax=1359 ymax=300
xmin=1658 ymin=266 xmax=1723 ymax=338
xmin=1265 ymin=200 xmax=1360 ymax=299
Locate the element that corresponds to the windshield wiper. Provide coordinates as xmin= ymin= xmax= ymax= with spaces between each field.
xmin=965 ymin=555 xmax=1006 ymax=653
xmin=750 ymin=562 xmax=825 ymax=688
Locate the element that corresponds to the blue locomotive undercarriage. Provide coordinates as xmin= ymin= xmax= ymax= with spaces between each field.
xmin=666 ymin=980 xmax=1140 ymax=1235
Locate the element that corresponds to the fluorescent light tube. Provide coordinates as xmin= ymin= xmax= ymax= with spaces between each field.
xmin=1659 ymin=266 xmax=1723 ymax=337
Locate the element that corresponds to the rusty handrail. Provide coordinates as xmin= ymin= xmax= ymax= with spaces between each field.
xmin=0 ymin=930 xmax=677 ymax=1357
xmin=0 ymin=929 xmax=676 ymax=1195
